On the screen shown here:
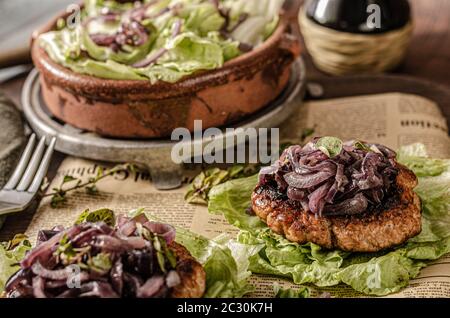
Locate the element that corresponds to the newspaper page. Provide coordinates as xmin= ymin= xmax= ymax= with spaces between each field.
xmin=24 ymin=93 xmax=450 ymax=298
xmin=281 ymin=93 xmax=449 ymax=158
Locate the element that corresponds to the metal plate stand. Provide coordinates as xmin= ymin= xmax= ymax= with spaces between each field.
xmin=22 ymin=58 xmax=306 ymax=190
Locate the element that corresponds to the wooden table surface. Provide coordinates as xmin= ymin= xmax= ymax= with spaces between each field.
xmin=1 ymin=0 xmax=449 ymax=105
xmin=0 ymin=0 xmax=449 ymax=239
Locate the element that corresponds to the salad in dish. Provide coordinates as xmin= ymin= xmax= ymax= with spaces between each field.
xmin=38 ymin=0 xmax=284 ymax=83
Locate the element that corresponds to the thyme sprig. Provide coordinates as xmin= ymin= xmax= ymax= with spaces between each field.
xmin=44 ymin=163 xmax=135 ymax=208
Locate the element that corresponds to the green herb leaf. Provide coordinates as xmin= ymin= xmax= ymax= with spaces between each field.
xmin=152 ymin=236 xmax=166 ymax=273
xmin=185 ymin=165 xmax=257 ymax=206
xmin=0 ymin=235 xmax=31 ymax=292
xmin=50 ymin=192 xmax=67 ymax=208
xmin=87 ymin=253 xmax=112 ymax=274
xmin=54 ymin=235 xmax=77 ymax=264
xmin=315 ymin=137 xmax=343 ymax=158
xmin=85 ymin=185 xmax=98 ymax=195
xmin=75 ymin=208 xmax=115 ymax=226
xmin=354 ymin=140 xmax=372 ymax=152
xmin=159 ymin=236 xmax=177 ymax=270
xmin=63 ymin=175 xmax=78 ymax=184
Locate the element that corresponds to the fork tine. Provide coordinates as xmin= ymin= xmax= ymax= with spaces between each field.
xmin=4 ymin=134 xmax=36 ymax=190
xmin=16 ymin=136 xmax=46 ymax=192
xmin=28 ymin=137 xmax=56 ymax=193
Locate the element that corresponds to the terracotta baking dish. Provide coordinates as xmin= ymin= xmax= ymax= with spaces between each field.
xmin=31 ymin=7 xmax=301 ymax=139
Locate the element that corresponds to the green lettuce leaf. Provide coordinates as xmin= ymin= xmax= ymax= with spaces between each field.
xmin=274 ymin=284 xmax=310 ymax=298
xmin=224 ymin=0 xmax=283 ymax=46
xmin=0 ymin=235 xmax=32 ymax=292
xmin=398 ymin=143 xmax=449 ymax=177
xmin=135 ymin=31 xmax=234 ymax=83
xmin=181 ymin=2 xmax=226 ymax=36
xmin=398 ymin=143 xmax=450 ymax=243
xmin=130 ymin=209 xmax=258 ymax=298
xmin=175 ymin=228 xmax=260 ymax=298
xmin=208 ymin=145 xmax=450 ymax=296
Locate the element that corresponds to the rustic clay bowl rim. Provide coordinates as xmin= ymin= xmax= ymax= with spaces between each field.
xmin=32 ymin=8 xmax=294 ymax=97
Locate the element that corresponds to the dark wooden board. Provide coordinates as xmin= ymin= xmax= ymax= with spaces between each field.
xmin=299 ymin=0 xmax=450 ymax=88
xmin=0 ymin=0 xmax=74 ymax=67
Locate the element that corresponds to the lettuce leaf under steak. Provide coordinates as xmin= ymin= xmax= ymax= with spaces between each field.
xmin=0 ymin=235 xmax=32 ymax=293
xmin=175 ymin=229 xmax=259 ymax=298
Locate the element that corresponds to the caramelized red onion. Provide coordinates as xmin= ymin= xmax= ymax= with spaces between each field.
xmin=143 ymin=221 xmax=176 ymax=244
xmin=131 ymin=19 xmax=182 ymax=68
xmin=5 ymin=214 xmax=179 ymax=298
xmin=259 ymin=139 xmax=399 ymax=216
xmin=131 ymin=48 xmax=167 ymax=68
xmin=88 ymin=16 xmax=150 ymax=52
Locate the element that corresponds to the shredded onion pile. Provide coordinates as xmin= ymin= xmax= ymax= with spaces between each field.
xmin=5 ymin=214 xmax=179 ymax=298
xmin=258 ymin=138 xmax=399 ymax=216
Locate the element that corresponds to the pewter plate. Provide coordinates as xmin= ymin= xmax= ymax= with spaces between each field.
xmin=22 ymin=57 xmax=306 ymax=189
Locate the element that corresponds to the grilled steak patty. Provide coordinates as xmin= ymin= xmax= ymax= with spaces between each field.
xmin=170 ymin=242 xmax=206 ymax=298
xmin=252 ymin=164 xmax=422 ymax=252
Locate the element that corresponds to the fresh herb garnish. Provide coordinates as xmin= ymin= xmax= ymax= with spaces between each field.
xmin=45 ymin=163 xmax=135 ymax=208
xmin=75 ymin=208 xmax=116 ymax=227
xmin=185 ymin=165 xmax=258 ymax=205
xmin=1 ymin=234 xmax=31 ymax=251
xmin=354 ymin=140 xmax=372 ymax=152
xmin=54 ymin=235 xmax=77 ymax=264
xmin=316 ymin=136 xmax=343 ymax=158
xmin=87 ymin=253 xmax=112 ymax=274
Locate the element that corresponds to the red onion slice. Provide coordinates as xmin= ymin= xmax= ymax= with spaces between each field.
xmin=308 ymin=181 xmax=333 ymax=215
xmin=119 ymin=219 xmax=137 ymax=237
xmin=136 ymin=275 xmax=165 ymax=298
xmin=90 ymin=33 xmax=117 ymax=47
xmin=32 ymin=276 xmax=47 ymax=298
xmin=132 ymin=48 xmax=167 ymax=68
xmin=21 ymin=226 xmax=82 ymax=268
xmin=323 ymin=193 xmax=369 ymax=216
xmin=143 ymin=221 xmax=176 ymax=244
xmin=172 ymin=19 xmax=182 ymax=38
xmin=258 ymin=141 xmax=399 ymax=217
xmin=165 ymin=270 xmax=181 ymax=288
xmin=283 ymin=170 xmax=334 ymax=189
xmin=31 ymin=262 xmax=73 ymax=280
xmin=79 ymin=281 xmax=119 ymax=298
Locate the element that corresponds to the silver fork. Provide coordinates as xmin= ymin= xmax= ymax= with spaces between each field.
xmin=0 ymin=134 xmax=56 ymax=216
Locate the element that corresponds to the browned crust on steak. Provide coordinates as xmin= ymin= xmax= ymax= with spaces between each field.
xmin=169 ymin=242 xmax=206 ymax=298
xmin=252 ymin=164 xmax=422 ymax=252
